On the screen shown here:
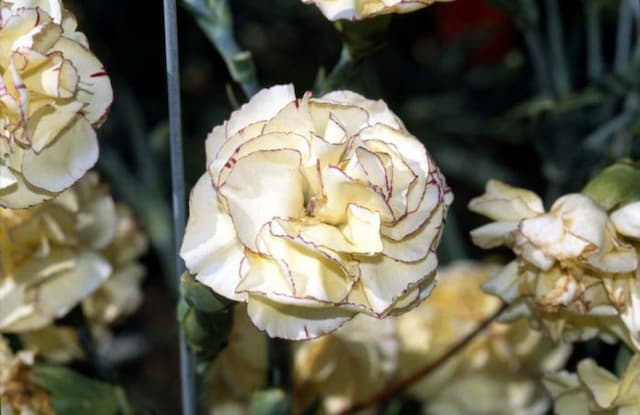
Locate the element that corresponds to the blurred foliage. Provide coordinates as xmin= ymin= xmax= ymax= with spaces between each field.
xmin=249 ymin=389 xmax=292 ymax=415
xmin=55 ymin=0 xmax=640 ymax=413
xmin=30 ymin=364 xmax=132 ymax=415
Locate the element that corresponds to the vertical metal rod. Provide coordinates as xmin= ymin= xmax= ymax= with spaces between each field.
xmin=162 ymin=1 xmax=196 ymax=414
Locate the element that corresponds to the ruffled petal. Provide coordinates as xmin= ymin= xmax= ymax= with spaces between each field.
xmin=246 ymin=294 xmax=354 ymax=340
xmin=180 ymin=174 xmax=246 ymax=301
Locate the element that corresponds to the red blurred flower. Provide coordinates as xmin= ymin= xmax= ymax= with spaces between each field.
xmin=436 ymin=0 xmax=515 ymax=65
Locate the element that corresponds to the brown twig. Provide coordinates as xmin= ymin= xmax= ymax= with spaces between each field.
xmin=337 ymin=303 xmax=508 ymax=415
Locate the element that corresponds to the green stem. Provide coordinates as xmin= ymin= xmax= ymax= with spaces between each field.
xmin=585 ymin=0 xmax=604 ymax=81
xmin=267 ymin=337 xmax=292 ymax=391
xmin=315 ymin=46 xmax=355 ymax=96
xmin=338 ymin=304 xmax=508 ymax=415
xmin=544 ymin=0 xmax=571 ymax=97
xmin=183 ymin=0 xmax=259 ymax=98
xmin=615 ymin=0 xmax=634 ymax=73
xmin=523 ymin=29 xmax=552 ymax=96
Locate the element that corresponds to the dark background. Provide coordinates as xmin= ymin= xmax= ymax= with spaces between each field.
xmin=64 ymin=0 xmax=638 ymax=412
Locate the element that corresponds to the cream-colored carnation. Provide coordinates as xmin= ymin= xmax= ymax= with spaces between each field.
xmin=206 ymin=262 xmax=568 ymax=415
xmin=82 ymin=204 xmax=147 ymax=325
xmin=205 ymin=304 xmax=398 ymax=414
xmin=0 ymin=335 xmax=54 ymax=415
xmin=612 ymin=202 xmax=640 ymax=240
xmin=395 ymin=261 xmax=570 ymax=415
xmin=301 ymin=0 xmax=453 ymax=21
xmin=469 ymin=180 xmax=640 ymax=350
xmin=293 ymin=314 xmax=398 ymax=413
xmin=0 ymin=172 xmax=145 ymax=332
xmin=206 ymin=304 xmax=397 ymax=415
xmin=181 ymin=84 xmax=452 ymax=340
xmin=19 ymin=325 xmax=82 ymax=363
xmin=0 ymin=0 xmax=113 ymax=208
xmin=544 ymin=355 xmax=640 ymax=414
xmin=205 ymin=305 xmax=267 ymax=414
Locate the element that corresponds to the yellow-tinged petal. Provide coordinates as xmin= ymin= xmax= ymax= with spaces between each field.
xmin=469 ymin=179 xmax=544 ymax=221
xmin=219 ymin=149 xmax=305 ymax=251
xmin=0 ymin=168 xmax=55 ymax=208
xmin=1 ymin=250 xmax=111 ymax=332
xmin=612 ymin=201 xmax=640 ymax=239
xmin=358 ymin=251 xmax=437 ymax=315
xmin=227 ymin=84 xmax=295 ymax=137
xmin=180 ymin=174 xmax=246 ymax=301
xmin=22 ymin=115 xmax=98 ymax=192
xmin=381 ymin=203 xmax=444 ymax=262
xmin=315 ymin=166 xmax=393 ymax=224
xmin=51 ymin=37 xmax=112 ymax=126
xmin=246 ymin=294 xmax=355 ymax=340
xmin=469 ymin=221 xmax=518 ymax=249
xmin=577 ymin=359 xmax=620 ymax=408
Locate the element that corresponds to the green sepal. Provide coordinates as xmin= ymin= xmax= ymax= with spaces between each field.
xmin=249 ymin=389 xmax=292 ymax=415
xmin=582 ymin=159 xmax=640 ymax=210
xmin=30 ymin=364 xmax=130 ymax=415
xmin=181 ymin=271 xmax=230 ymax=313
xmin=177 ymin=272 xmax=234 ymax=362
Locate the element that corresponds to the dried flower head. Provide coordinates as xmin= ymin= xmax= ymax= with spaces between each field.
xmin=0 ymin=335 xmax=53 ymax=415
xmin=469 ymin=180 xmax=640 ymax=350
xmin=395 ymin=261 xmax=571 ymax=415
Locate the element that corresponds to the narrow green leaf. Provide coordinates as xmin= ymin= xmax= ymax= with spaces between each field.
xmin=30 ymin=364 xmax=129 ymax=415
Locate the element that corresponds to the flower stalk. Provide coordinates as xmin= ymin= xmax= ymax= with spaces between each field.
xmin=337 ymin=303 xmax=508 ymax=415
xmin=182 ymin=0 xmax=259 ymax=98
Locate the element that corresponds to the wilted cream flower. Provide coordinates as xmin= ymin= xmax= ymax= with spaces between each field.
xmin=205 ymin=305 xmax=267 ymax=415
xmin=19 ymin=325 xmax=82 ymax=363
xmin=207 ymin=262 xmax=568 ymax=415
xmin=205 ymin=304 xmax=397 ymax=415
xmin=181 ymin=84 xmax=452 ymax=340
xmin=544 ymin=355 xmax=640 ymax=414
xmin=396 ymin=261 xmax=571 ymax=415
xmin=0 ymin=0 xmax=113 ymax=208
xmin=293 ymin=314 xmax=398 ymax=413
xmin=82 ymin=204 xmax=147 ymax=325
xmin=301 ymin=0 xmax=453 ymax=21
xmin=612 ymin=202 xmax=640 ymax=240
xmin=0 ymin=335 xmax=54 ymax=415
xmin=0 ymin=172 xmax=146 ymax=332
xmin=469 ymin=180 xmax=640 ymax=349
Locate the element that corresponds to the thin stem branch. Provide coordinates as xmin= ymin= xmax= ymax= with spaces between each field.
xmin=544 ymin=0 xmax=571 ymax=97
xmin=523 ymin=29 xmax=553 ymax=97
xmin=315 ymin=46 xmax=354 ymax=96
xmin=162 ymin=0 xmax=196 ymax=414
xmin=267 ymin=337 xmax=292 ymax=391
xmin=183 ymin=0 xmax=259 ymax=99
xmin=615 ymin=0 xmax=634 ymax=73
xmin=585 ymin=0 xmax=604 ymax=81
xmin=338 ymin=304 xmax=508 ymax=415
